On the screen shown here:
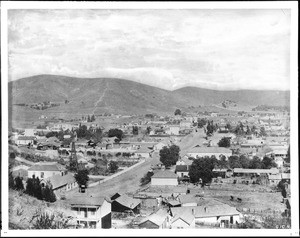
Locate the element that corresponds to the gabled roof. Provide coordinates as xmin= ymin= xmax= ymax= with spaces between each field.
xmin=46 ymin=173 xmax=75 ymax=189
xmin=233 ymin=168 xmax=279 ymax=174
xmin=17 ymin=136 xmax=36 ymax=140
xmin=136 ymin=146 xmax=153 ymax=153
xmin=28 ymin=163 xmax=63 ymax=172
xmin=171 ymin=204 xmax=240 ymax=219
xmin=152 ymin=170 xmax=178 ymax=179
xmin=70 ymin=195 xmax=109 ymax=207
xmin=178 ymin=194 xmax=198 ymax=204
xmin=139 ymin=209 xmax=169 ymax=226
xmin=172 ymin=211 xmax=195 ymax=225
xmin=188 ymin=146 xmax=232 ymax=154
xmin=114 ymin=194 xmax=140 ymax=209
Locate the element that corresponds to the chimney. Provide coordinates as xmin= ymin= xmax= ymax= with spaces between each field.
xmin=204 ymin=207 xmax=207 ymax=213
xmin=192 ymin=208 xmax=195 ymax=216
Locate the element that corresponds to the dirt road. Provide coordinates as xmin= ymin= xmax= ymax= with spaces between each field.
xmin=65 ymin=153 xmax=160 ymax=199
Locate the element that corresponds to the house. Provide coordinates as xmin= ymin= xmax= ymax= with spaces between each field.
xmin=268 ymin=174 xmax=282 ymax=186
xmin=176 ymin=157 xmax=193 ymax=167
xmin=135 ymin=146 xmax=153 ymax=158
xmin=41 ymin=173 xmax=77 ymax=196
xmin=177 ymin=194 xmax=199 ymax=207
xmin=186 ymin=147 xmax=232 ymax=160
xmin=166 ymin=126 xmax=180 ymax=135
xmin=170 ymin=211 xmax=196 ymax=229
xmin=27 ymin=163 xmax=67 ymax=179
xmin=153 ymin=142 xmax=168 ymax=151
xmin=175 ymin=165 xmax=189 ymax=178
xmin=111 ymin=194 xmax=141 ymax=214
xmin=151 ymin=170 xmax=178 ymax=186
xmin=24 ymin=128 xmax=35 ymax=137
xmin=170 ymin=203 xmax=241 ymax=226
xmin=212 ymin=168 xmax=233 ymax=178
xmin=16 ymin=136 xmax=36 ymax=146
xmin=180 ymin=120 xmax=192 ymax=129
xmin=138 ymin=209 xmax=171 ymax=229
xmin=233 ymin=168 xmax=279 ymax=177
xmin=70 ymin=195 xmax=111 ymax=229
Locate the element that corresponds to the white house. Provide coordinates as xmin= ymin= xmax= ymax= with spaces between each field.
xmin=180 ymin=120 xmax=192 ymax=129
xmin=41 ymin=173 xmax=77 ymax=197
xmin=70 ymin=195 xmax=111 ymax=229
xmin=170 ymin=212 xmax=195 ymax=229
xmin=24 ymin=128 xmax=35 ymax=137
xmin=170 ymin=204 xmax=241 ymax=226
xmin=151 ymin=170 xmax=178 ymax=186
xmin=27 ymin=163 xmax=66 ymax=179
xmin=154 ymin=142 xmax=168 ymax=151
xmin=186 ymin=147 xmax=232 ymax=160
xmin=135 ymin=146 xmax=153 ymax=158
xmin=16 ymin=136 xmax=36 ymax=146
xmin=166 ymin=126 xmax=180 ymax=135
xmin=138 ymin=209 xmax=171 ymax=229
xmin=175 ymin=165 xmax=189 ymax=178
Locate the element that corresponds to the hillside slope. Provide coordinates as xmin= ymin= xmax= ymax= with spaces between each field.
xmin=8 ymin=75 xmax=290 ymax=118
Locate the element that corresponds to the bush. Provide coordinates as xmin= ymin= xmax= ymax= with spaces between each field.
xmin=32 ymin=211 xmax=72 ymax=229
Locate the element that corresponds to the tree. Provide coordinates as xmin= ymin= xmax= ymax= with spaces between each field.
xmin=197 ymin=118 xmax=207 ymax=128
xmin=146 ymin=126 xmax=151 ymax=134
xmin=43 ymin=184 xmax=56 ymax=203
xmin=132 ymin=126 xmax=139 ymax=135
xmin=174 ymin=109 xmax=181 ymax=116
xmin=249 ymin=156 xmax=263 ymax=169
xmin=206 ymin=121 xmax=214 ymax=136
xmin=217 ymin=137 xmax=231 ymax=148
xmin=159 ymin=145 xmax=180 ymax=168
xmin=74 ymin=169 xmax=89 ymax=191
xmin=140 ymin=171 xmax=154 ymax=186
xmin=228 ymin=155 xmax=242 ymax=169
xmin=108 ymin=161 xmax=119 ymax=173
xmin=108 ymin=128 xmax=123 ymax=141
xmin=92 ymin=127 xmax=103 ymax=142
xmin=14 ymin=176 xmax=24 ymax=190
xmin=91 ymin=114 xmax=95 ymax=122
xmin=260 ymin=127 xmax=267 ymax=137
xmin=87 ymin=115 xmax=91 ymax=122
xmin=189 ymin=156 xmax=215 ymax=186
xmin=285 ymin=146 xmax=290 ymax=163
xmin=239 ymin=155 xmax=251 ymax=169
xmin=262 ymin=156 xmax=277 ymax=169
xmin=9 ymin=171 xmax=15 ymax=189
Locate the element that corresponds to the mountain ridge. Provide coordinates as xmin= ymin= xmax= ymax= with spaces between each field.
xmin=8 ymin=74 xmax=290 ymax=117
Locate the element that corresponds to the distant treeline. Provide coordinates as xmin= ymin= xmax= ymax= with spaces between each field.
xmin=252 ymin=105 xmax=289 ymax=112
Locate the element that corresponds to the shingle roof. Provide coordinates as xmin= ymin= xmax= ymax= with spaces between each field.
xmin=152 ymin=170 xmax=178 ymax=179
xmin=233 ymin=168 xmax=279 ymax=174
xmin=178 ymin=194 xmax=198 ymax=205
xmin=28 ymin=164 xmax=62 ymax=172
xmin=46 ymin=173 xmax=75 ymax=189
xmin=114 ymin=195 xmax=140 ymax=209
xmin=172 ymin=211 xmax=195 ymax=225
xmin=17 ymin=136 xmax=36 ymax=140
xmin=171 ymin=204 xmax=240 ymax=219
xmin=70 ymin=195 xmax=108 ymax=207
xmin=139 ymin=209 xmax=168 ymax=226
xmin=188 ymin=146 xmax=232 ymax=154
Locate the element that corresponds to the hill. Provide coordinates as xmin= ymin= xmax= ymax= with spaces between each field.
xmin=8 ymin=75 xmax=290 ymax=125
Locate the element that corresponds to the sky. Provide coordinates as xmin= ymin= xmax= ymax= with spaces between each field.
xmin=8 ymin=9 xmax=291 ymax=91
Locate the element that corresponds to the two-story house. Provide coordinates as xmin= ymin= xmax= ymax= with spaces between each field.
xmin=70 ymin=195 xmax=112 ymax=229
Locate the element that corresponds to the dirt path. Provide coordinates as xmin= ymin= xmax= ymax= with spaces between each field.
xmin=92 ymin=81 xmax=109 ymax=115
xmin=65 ymin=153 xmax=160 ymax=199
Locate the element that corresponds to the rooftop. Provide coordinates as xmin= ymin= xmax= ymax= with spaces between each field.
xmin=28 ymin=163 xmax=65 ymax=172
xmin=188 ymin=146 xmax=232 ymax=154
xmin=114 ymin=194 xmax=140 ymax=209
xmin=70 ymin=195 xmax=108 ymax=207
xmin=152 ymin=170 xmax=178 ymax=179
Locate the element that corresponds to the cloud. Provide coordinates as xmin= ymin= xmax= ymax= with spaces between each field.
xmin=8 ymin=9 xmax=291 ymax=91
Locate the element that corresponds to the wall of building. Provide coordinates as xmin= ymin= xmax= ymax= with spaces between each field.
xmin=171 ymin=218 xmax=195 ymax=229
xmin=151 ymin=178 xmax=178 ymax=186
